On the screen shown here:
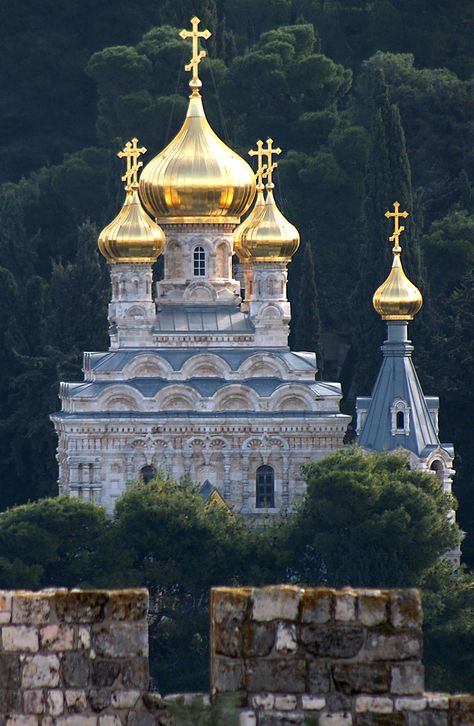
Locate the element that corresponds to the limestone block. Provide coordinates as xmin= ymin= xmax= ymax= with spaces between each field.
xmin=257 ymin=712 xmax=303 ymax=724
xmin=22 ymin=655 xmax=60 ymax=688
xmin=251 ymin=693 xmax=274 ymax=710
xmin=23 ymin=690 xmax=44 ymax=714
xmin=365 ymin=631 xmax=422 ymax=661
xmin=212 ymin=588 xmax=251 ymax=624
xmin=391 ymin=663 xmax=425 ymax=695
xmin=55 ymin=718 xmax=97 ymax=725
xmin=64 ymin=689 xmax=88 ymax=712
xmin=0 ymin=653 xmax=21 ymax=688
xmin=426 ymin=693 xmax=449 ymax=709
xmin=91 ymin=659 xmax=121 ymax=687
xmin=241 ymin=622 xmax=275 ymax=658
xmin=307 ymin=661 xmax=330 ymax=693
xmin=302 ymin=695 xmax=326 ymax=710
xmin=99 ymin=717 xmax=122 ymax=726
xmin=245 ymin=657 xmax=306 ymax=693
xmin=121 ymin=657 xmax=149 ymax=689
xmin=78 ymin=626 xmax=91 ymax=650
xmin=332 ymin=663 xmax=390 ymax=694
xmin=88 ymin=689 xmax=111 ymax=712
xmin=2 ymin=626 xmax=39 ymax=652
xmin=334 ymin=592 xmax=356 ymax=621
xmin=300 ymin=589 xmax=333 ymax=624
xmin=5 ymin=717 xmax=39 ymax=726
xmin=239 ymin=711 xmax=257 ymax=726
xmin=62 ymin=651 xmax=90 ymax=687
xmin=214 ymin=618 xmax=243 ymax=657
xmin=319 ymin=714 xmax=352 ymax=725
xmin=46 ymin=690 xmax=64 ymax=717
xmin=301 ymin=625 xmax=365 ymax=658
xmin=0 ymin=591 xmax=12 ymax=624
xmin=274 ymin=695 xmax=297 ymax=710
xmin=40 ymin=624 xmax=74 ymax=651
xmin=0 ymin=688 xmax=21 ymax=713
xmin=212 ymin=655 xmax=244 ymax=692
xmin=355 ymin=696 xmax=394 ymax=713
xmin=12 ymin=593 xmax=52 ymax=625
xmin=407 ymin=714 xmax=448 ymax=726
xmin=110 ymin=690 xmax=141 ymax=708
xmin=103 ymin=590 xmax=148 ymax=621
xmin=358 ymin=591 xmax=389 ymax=627
xmin=395 ymin=696 xmax=427 ymax=711
xmin=252 ymin=586 xmax=301 ymax=622
xmin=390 ymin=590 xmax=422 ymax=629
xmin=275 ymin=623 xmax=297 ymax=654
xmin=91 ymin=622 xmax=148 ymax=657
xmin=54 ymin=591 xmax=108 ymax=623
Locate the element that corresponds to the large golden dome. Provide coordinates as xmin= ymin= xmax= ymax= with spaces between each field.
xmin=139 ymin=90 xmax=256 ymax=225
xmin=98 ymin=183 xmax=165 ymax=264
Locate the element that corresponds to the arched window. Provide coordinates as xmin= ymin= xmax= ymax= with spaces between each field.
xmin=256 ymin=465 xmax=275 ymax=508
xmin=390 ymin=399 xmax=410 ymax=435
xmin=396 ymin=411 xmax=405 ymax=430
xmin=140 ymin=465 xmax=156 ymax=484
xmin=430 ymin=459 xmax=444 ymax=484
xmin=193 ymin=246 xmax=206 ymax=277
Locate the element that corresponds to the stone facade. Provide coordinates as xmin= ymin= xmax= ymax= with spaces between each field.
xmin=1 ymin=586 xmax=473 ymax=725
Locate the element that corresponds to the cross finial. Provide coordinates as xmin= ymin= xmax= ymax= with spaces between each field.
xmin=248 ymin=140 xmax=268 ymax=189
xmin=385 ymin=201 xmax=409 ymax=253
xmin=179 ymin=16 xmax=212 ymax=92
xmin=260 ymin=138 xmax=282 ymax=189
xmin=118 ymin=138 xmax=147 ymax=190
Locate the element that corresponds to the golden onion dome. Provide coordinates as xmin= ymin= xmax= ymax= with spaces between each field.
xmin=98 ymin=183 xmax=165 ymax=264
xmin=239 ymin=188 xmax=300 ymax=263
xmin=139 ymin=90 xmax=256 ymax=224
xmin=373 ymin=202 xmax=422 ymax=320
xmin=233 ymin=186 xmax=266 ymax=261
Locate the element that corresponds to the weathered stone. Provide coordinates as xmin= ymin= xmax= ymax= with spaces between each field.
xmin=65 ymin=689 xmax=88 ymax=712
xmin=426 ymin=693 xmax=449 ymax=710
xmin=78 ymin=626 xmax=91 ymax=650
xmin=308 ymin=661 xmax=331 ymax=693
xmin=274 ymin=695 xmax=297 ymax=711
xmin=300 ymin=589 xmax=333 ymax=624
xmin=355 ymin=696 xmax=394 ymax=713
xmin=327 ymin=692 xmax=352 ymax=713
xmin=40 ymin=624 xmax=74 ymax=651
xmin=245 ymin=658 xmax=306 ymax=693
xmin=407 ymin=714 xmax=448 ymax=726
xmin=319 ymin=714 xmax=352 ymax=725
xmin=22 ymin=655 xmax=60 ymax=688
xmin=238 ymin=712 xmax=257 ymax=726
xmin=0 ymin=689 xmax=21 ymax=713
xmin=252 ymin=586 xmax=301 ymax=622
xmin=301 ymin=625 xmax=365 ymax=658
xmin=241 ymin=622 xmax=275 ymax=657
xmin=212 ymin=655 xmax=244 ymax=692
xmin=333 ymin=664 xmax=390 ymax=694
xmin=111 ymin=690 xmax=140 ymax=708
xmin=99 ymin=718 xmax=122 ymax=726
xmin=214 ymin=619 xmax=242 ymax=657
xmin=395 ymin=696 xmax=427 ymax=711
xmin=55 ymin=718 xmax=97 ymax=725
xmin=62 ymin=651 xmax=90 ymax=687
xmin=54 ymin=591 xmax=108 ymax=623
xmin=2 ymin=626 xmax=38 ymax=652
xmin=0 ymin=592 xmax=12 ymax=624
xmin=358 ymin=591 xmax=389 ymax=627
xmin=121 ymin=657 xmax=149 ymax=689
xmin=46 ymin=690 xmax=64 ymax=717
xmin=391 ymin=664 xmax=425 ymax=695
xmin=365 ymin=631 xmax=422 ymax=661
xmin=356 ymin=715 xmax=404 ymax=725
xmin=275 ymin=622 xmax=297 ymax=654
xmin=104 ymin=590 xmax=148 ymax=621
xmin=92 ymin=622 xmax=148 ymax=657
xmin=91 ymin=659 xmax=121 ymax=687
xmin=258 ymin=713 xmax=303 ymax=725
xmin=88 ymin=689 xmax=110 ymax=712
xmin=212 ymin=588 xmax=251 ymax=624
xmin=302 ymin=695 xmax=326 ymax=710
xmin=251 ymin=693 xmax=274 ymax=710
xmin=335 ymin=591 xmax=356 ymax=621
xmin=5 ymin=717 xmax=39 ymax=726
xmin=23 ymin=690 xmax=44 ymax=714
xmin=0 ymin=654 xmax=21 ymax=688
xmin=12 ymin=593 xmax=52 ymax=625
xmin=390 ymin=590 xmax=422 ymax=629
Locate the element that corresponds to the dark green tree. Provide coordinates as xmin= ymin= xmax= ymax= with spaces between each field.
xmin=292 ymin=241 xmax=324 ymax=374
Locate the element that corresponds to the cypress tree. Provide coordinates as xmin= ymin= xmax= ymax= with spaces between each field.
xmin=293 ymin=242 xmax=324 ymax=376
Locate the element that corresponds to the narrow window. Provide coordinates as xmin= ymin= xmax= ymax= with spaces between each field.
xmin=396 ymin=411 xmax=405 ymax=430
xmin=140 ymin=465 xmax=156 ymax=484
xmin=193 ymin=246 xmax=206 ymax=277
xmin=256 ymin=465 xmax=275 ymax=508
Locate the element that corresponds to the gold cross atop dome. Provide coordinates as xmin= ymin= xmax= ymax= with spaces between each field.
xmin=179 ymin=16 xmax=212 ymax=91
xmin=118 ymin=138 xmax=147 ymax=190
xmin=385 ymin=201 xmax=409 ymax=252
xmin=261 ymin=138 xmax=281 ymax=189
xmin=248 ymin=140 xmax=268 ymax=189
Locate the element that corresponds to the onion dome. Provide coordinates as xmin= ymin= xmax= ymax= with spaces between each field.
xmin=373 ymin=202 xmax=422 ymax=320
xmin=233 ymin=186 xmax=266 ymax=261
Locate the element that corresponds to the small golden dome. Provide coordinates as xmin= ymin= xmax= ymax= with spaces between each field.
xmin=238 ymin=188 xmax=300 ymax=263
xmin=139 ymin=91 xmax=256 ymax=225
xmin=233 ymin=186 xmax=266 ymax=261
xmin=98 ymin=184 xmax=165 ymax=264
xmin=373 ymin=252 xmax=423 ymax=320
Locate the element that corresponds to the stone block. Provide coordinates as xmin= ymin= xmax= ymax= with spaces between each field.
xmin=302 ymin=695 xmax=326 ymax=710
xmin=245 ymin=658 xmax=306 ymax=693
xmin=426 ymin=693 xmax=449 ymax=709
xmin=365 ymin=631 xmax=422 ymax=661
xmin=356 ymin=715 xmax=405 ymax=725
xmin=46 ymin=690 xmax=64 ymax=717
xmin=91 ymin=659 xmax=121 ymax=687
xmin=241 ymin=622 xmax=275 ymax=658
xmin=390 ymin=590 xmax=422 ymax=629
xmin=122 ymin=657 xmax=149 ymax=689
xmin=2 ymin=626 xmax=38 ymax=652
xmin=300 ymin=589 xmax=333 ymax=624
xmin=212 ymin=655 xmax=244 ymax=692
xmin=391 ymin=664 xmax=425 ymax=695
xmin=55 ymin=718 xmax=97 ymax=725
xmin=333 ymin=663 xmax=390 ymax=694
xmin=335 ymin=591 xmax=356 ymax=621
xmin=259 ymin=713 xmax=304 ymax=725
xmin=275 ymin=623 xmax=297 ymax=654
xmin=301 ymin=625 xmax=365 ymax=658
xmin=251 ymin=694 xmax=274 ymax=710
xmin=5 ymin=717 xmax=39 ymax=726
xmin=358 ymin=591 xmax=389 ymax=627
xmin=0 ymin=688 xmax=21 ymax=713
xmin=54 ymin=591 xmax=108 ymax=623
xmin=274 ymin=695 xmax=297 ymax=711
xmin=92 ymin=622 xmax=148 ymax=658
xmin=308 ymin=661 xmax=331 ymax=693
xmin=0 ymin=592 xmax=12 ymax=624
xmin=103 ymin=589 xmax=148 ymax=621
xmin=212 ymin=587 xmax=251 ymax=624
xmin=88 ymin=689 xmax=111 ymax=712
xmin=110 ymin=690 xmax=141 ymax=708
xmin=395 ymin=696 xmax=427 ymax=711
xmin=407 ymin=714 xmax=448 ymax=726
xmin=40 ymin=624 xmax=74 ymax=651
xmin=319 ymin=714 xmax=352 ymax=725
xmin=0 ymin=654 xmax=21 ymax=688
xmin=12 ymin=593 xmax=52 ymax=625
xmin=64 ymin=689 xmax=88 ymax=712
xmin=78 ymin=626 xmax=91 ymax=649
xmin=23 ymin=690 xmax=44 ymax=714
xmin=355 ymin=696 xmax=394 ymax=713
xmin=214 ymin=618 xmax=243 ymax=657
xmin=127 ymin=715 xmax=160 ymax=726
xmin=239 ymin=712 xmax=257 ymax=726
xmin=252 ymin=586 xmax=301 ymax=622
xmin=99 ymin=717 xmax=122 ymax=726
xmin=62 ymin=651 xmax=90 ymax=687
xmin=22 ymin=654 xmax=60 ymax=688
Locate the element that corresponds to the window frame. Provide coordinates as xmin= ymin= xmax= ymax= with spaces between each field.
xmin=256 ymin=464 xmax=275 ymax=509
xmin=193 ymin=246 xmax=206 ymax=277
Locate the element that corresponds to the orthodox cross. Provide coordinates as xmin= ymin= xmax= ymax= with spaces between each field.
xmin=118 ymin=138 xmax=147 ymax=189
xmin=248 ymin=140 xmax=268 ymax=189
xmin=261 ymin=138 xmax=282 ymax=188
xmin=179 ymin=16 xmax=212 ymax=89
xmin=385 ymin=201 xmax=409 ymax=252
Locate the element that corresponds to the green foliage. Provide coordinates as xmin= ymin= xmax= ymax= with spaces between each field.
xmin=292 ymin=242 xmax=324 ymax=373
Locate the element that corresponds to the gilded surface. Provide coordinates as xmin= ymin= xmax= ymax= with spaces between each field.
xmin=373 ymin=202 xmax=423 ymax=320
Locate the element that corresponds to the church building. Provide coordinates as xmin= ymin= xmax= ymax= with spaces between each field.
xmin=50 ymin=18 xmax=350 ymax=516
